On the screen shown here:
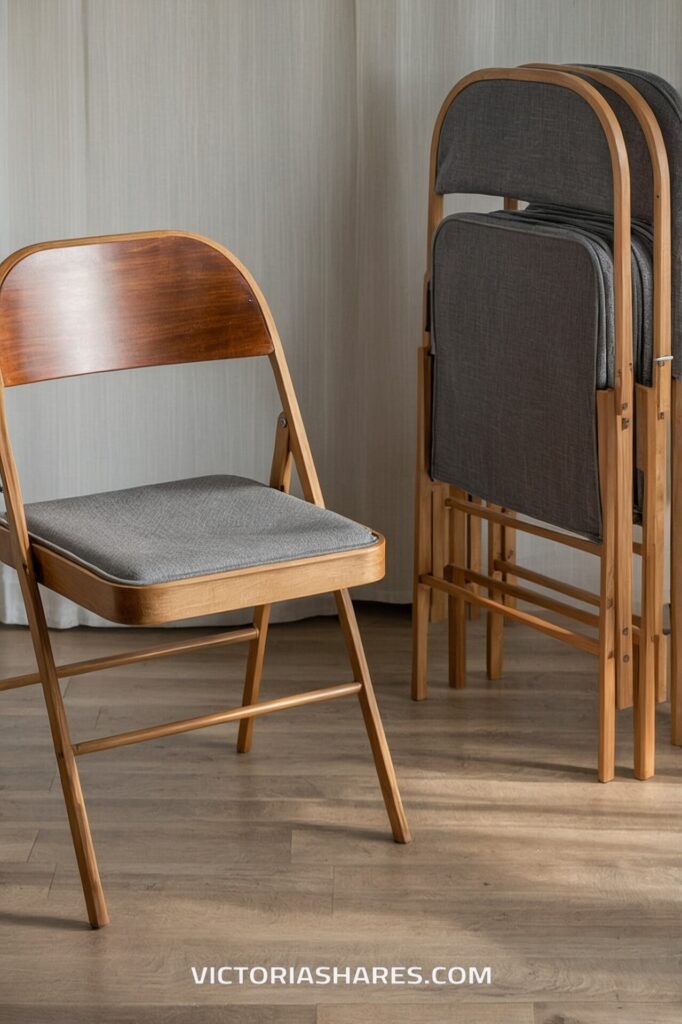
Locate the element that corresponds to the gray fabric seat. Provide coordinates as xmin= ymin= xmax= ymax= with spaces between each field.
xmin=429 ymin=207 xmax=653 ymax=533
xmin=430 ymin=212 xmax=606 ymax=540
xmin=13 ymin=475 xmax=377 ymax=586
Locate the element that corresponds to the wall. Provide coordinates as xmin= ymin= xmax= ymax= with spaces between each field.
xmin=0 ymin=0 xmax=680 ymax=625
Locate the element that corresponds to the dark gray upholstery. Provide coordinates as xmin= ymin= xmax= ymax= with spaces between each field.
xmin=436 ymin=80 xmax=618 ymax=213
xmin=481 ymin=204 xmax=653 ymax=522
xmin=584 ymin=66 xmax=682 ymax=377
xmin=430 ymin=214 xmax=604 ymax=540
xmin=436 ymin=69 xmax=682 ymax=375
xmin=12 ymin=475 xmax=377 ymax=585
xmin=500 ymin=204 xmax=654 ymax=388
xmin=431 ymin=67 xmax=680 ymax=536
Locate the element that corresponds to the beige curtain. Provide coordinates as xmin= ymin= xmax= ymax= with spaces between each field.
xmin=0 ymin=0 xmax=680 ymax=626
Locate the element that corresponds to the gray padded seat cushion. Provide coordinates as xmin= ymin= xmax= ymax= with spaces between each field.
xmin=14 ymin=475 xmax=377 ymax=585
xmin=430 ymin=213 xmax=604 ymax=540
xmin=497 ymin=203 xmax=654 ymax=388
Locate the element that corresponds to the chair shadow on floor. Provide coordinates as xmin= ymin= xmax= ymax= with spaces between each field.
xmin=0 ymin=909 xmax=88 ymax=932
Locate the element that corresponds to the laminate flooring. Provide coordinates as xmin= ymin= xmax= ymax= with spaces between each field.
xmin=1 ymin=605 xmax=680 ymax=1023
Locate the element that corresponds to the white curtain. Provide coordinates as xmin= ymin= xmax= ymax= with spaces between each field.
xmin=0 ymin=0 xmax=680 ymax=627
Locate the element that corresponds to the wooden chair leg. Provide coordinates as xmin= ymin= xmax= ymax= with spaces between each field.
xmin=467 ymin=496 xmax=482 ymax=621
xmin=412 ymin=348 xmax=432 ymax=701
xmin=634 ymin=541 xmax=656 ymax=778
xmin=412 ymin=581 xmax=430 ymax=701
xmin=634 ymin=631 xmax=656 ymax=779
xmin=633 ymin=387 xmax=660 ymax=777
xmin=502 ymin=511 xmax=517 ymax=617
xmin=656 ymin=633 xmax=669 ymax=704
xmin=236 ymin=604 xmax=271 ymax=753
xmin=672 ymin=379 xmax=682 ymax=744
xmin=430 ymin=484 xmax=448 ymax=622
xmin=447 ymin=487 xmax=467 ymax=688
xmin=597 ymin=392 xmax=616 ymax=783
xmin=336 ymin=589 xmax=411 ymax=843
xmin=22 ymin=571 xmax=109 ymax=927
xmin=486 ymin=508 xmax=504 ymax=680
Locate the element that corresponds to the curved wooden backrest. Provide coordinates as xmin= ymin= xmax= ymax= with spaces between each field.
xmin=0 ymin=231 xmax=274 ymax=387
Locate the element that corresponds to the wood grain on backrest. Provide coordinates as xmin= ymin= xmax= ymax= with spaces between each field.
xmin=0 ymin=232 xmax=274 ymax=386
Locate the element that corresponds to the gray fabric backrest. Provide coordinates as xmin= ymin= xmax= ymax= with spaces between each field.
xmin=435 ymin=68 xmax=682 ymax=375
xmin=585 ymin=66 xmax=682 ymax=378
xmin=435 ymin=79 xmax=618 ymax=213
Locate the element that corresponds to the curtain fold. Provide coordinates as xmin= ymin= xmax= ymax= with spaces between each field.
xmin=1 ymin=0 xmax=680 ymax=626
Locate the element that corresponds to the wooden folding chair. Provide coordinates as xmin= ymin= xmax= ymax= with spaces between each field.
xmin=0 ymin=230 xmax=410 ymax=928
xmin=526 ymin=63 xmax=673 ymax=775
xmin=412 ymin=67 xmax=639 ymax=782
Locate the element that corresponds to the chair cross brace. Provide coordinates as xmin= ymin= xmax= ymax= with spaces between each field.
xmin=71 ymin=681 xmax=362 ymax=756
xmin=0 ymin=625 xmax=258 ymax=692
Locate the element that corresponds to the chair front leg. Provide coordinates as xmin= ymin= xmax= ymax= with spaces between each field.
xmin=335 ymin=589 xmax=411 ymax=844
xmin=22 ymin=570 xmax=109 ymax=927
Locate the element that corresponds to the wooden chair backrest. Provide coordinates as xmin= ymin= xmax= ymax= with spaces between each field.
xmin=0 ymin=231 xmax=273 ymax=387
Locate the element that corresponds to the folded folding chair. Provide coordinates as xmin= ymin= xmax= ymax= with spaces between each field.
xmin=532 ymin=61 xmax=682 ymax=746
xmin=412 ymin=67 xmax=657 ymax=781
xmin=578 ymin=66 xmax=682 ymax=750
xmin=0 ymin=230 xmax=410 ymax=928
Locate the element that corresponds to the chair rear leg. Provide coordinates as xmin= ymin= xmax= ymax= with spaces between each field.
xmin=447 ymin=487 xmax=467 ymax=688
xmin=467 ymin=497 xmax=482 ymax=621
xmin=336 ymin=589 xmax=411 ymax=843
xmin=633 ymin=389 xmax=661 ymax=778
xmin=597 ymin=391 xmax=617 ymax=782
xmin=502 ymin=513 xmax=517 ymax=616
xmin=672 ymin=379 xmax=682 ymax=744
xmin=486 ymin=509 xmax=504 ymax=680
xmin=237 ymin=604 xmax=271 ymax=753
xmin=430 ymin=484 xmax=448 ymax=622
xmin=23 ymin=573 xmax=108 ymax=927
xmin=412 ymin=348 xmax=433 ymax=701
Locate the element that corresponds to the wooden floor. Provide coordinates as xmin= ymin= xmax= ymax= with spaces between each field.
xmin=1 ymin=604 xmax=681 ymax=1023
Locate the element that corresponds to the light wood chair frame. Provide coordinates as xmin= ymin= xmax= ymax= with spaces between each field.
xmin=412 ymin=67 xmax=648 ymax=782
xmin=531 ymin=64 xmax=673 ymax=762
xmin=0 ymin=230 xmax=410 ymax=929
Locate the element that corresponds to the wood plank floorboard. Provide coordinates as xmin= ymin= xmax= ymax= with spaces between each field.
xmin=0 ymin=605 xmax=680 ymax=1021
